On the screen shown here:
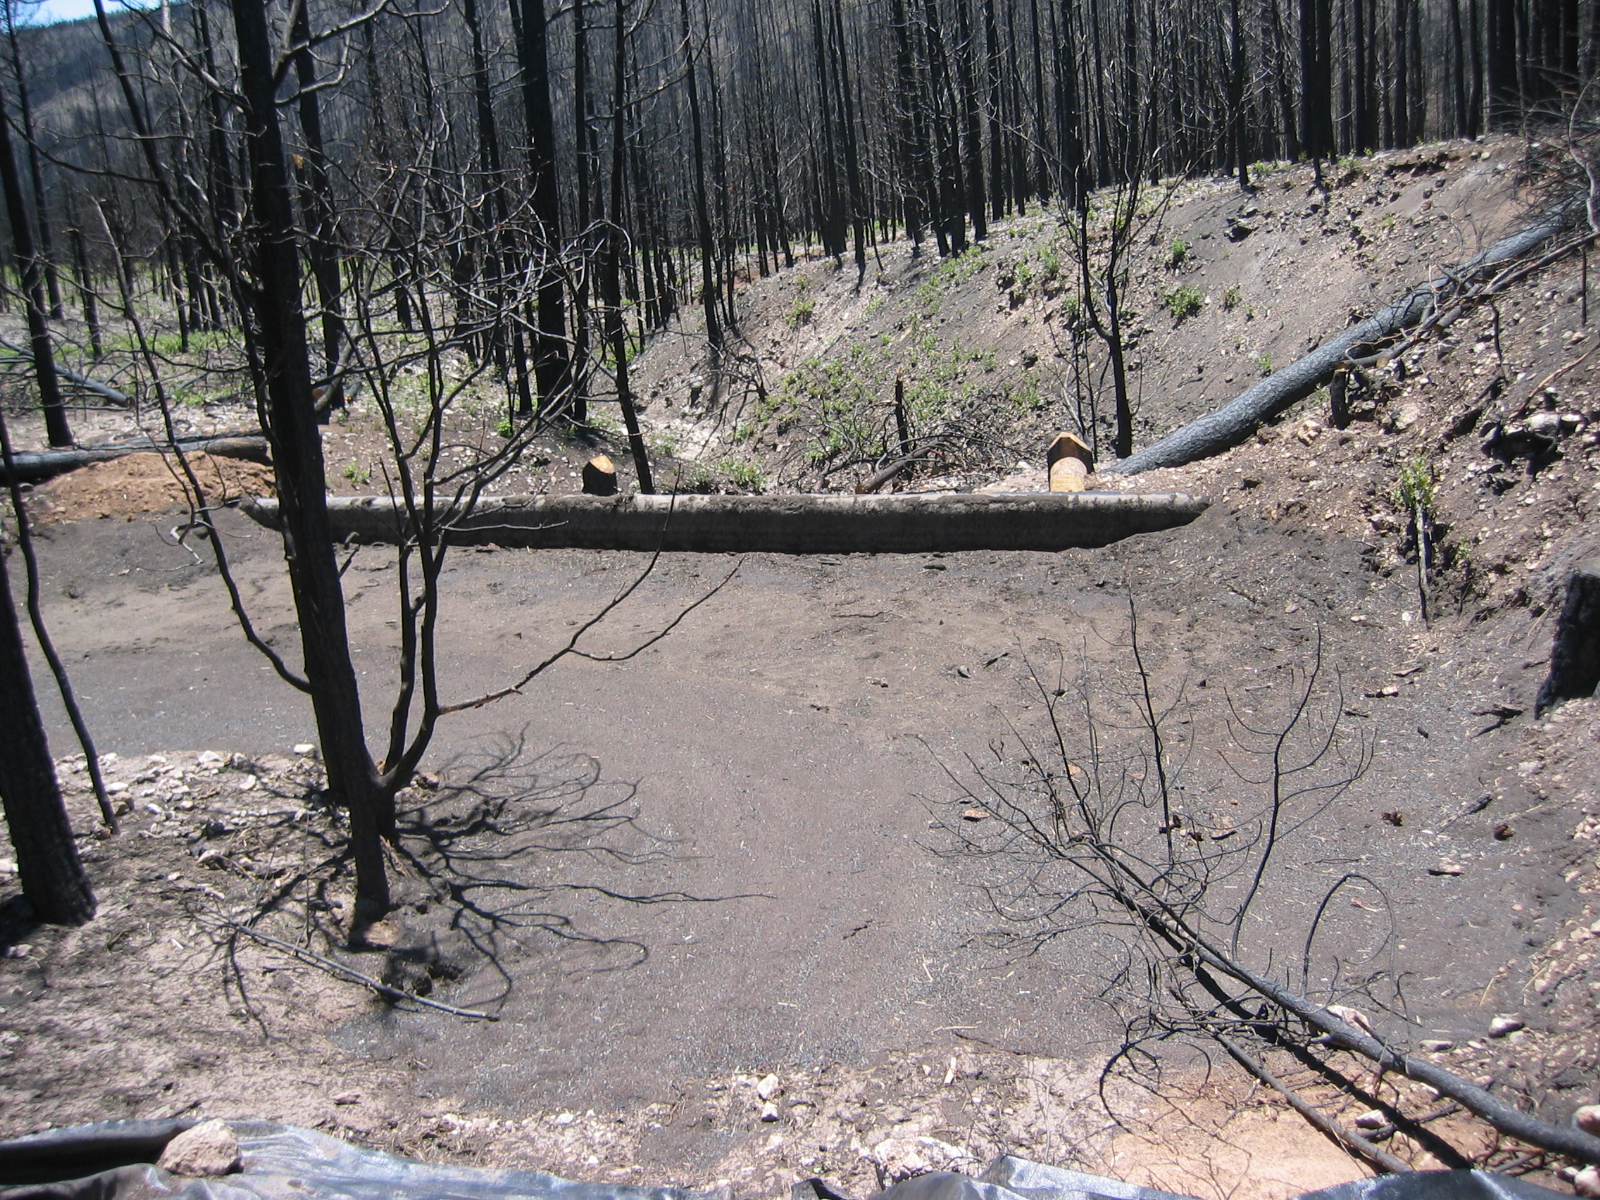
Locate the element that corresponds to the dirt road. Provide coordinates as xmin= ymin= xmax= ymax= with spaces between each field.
xmin=18 ymin=499 xmax=1569 ymax=1131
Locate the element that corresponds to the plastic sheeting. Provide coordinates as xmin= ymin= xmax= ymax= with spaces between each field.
xmin=0 ymin=1119 xmax=1571 ymax=1200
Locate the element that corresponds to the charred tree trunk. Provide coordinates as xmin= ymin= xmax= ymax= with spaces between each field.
xmin=290 ymin=1 xmax=345 ymax=416
xmin=518 ymin=0 xmax=575 ymax=413
xmin=229 ymin=0 xmax=390 ymax=913
xmin=605 ymin=0 xmax=652 ymax=493
xmin=679 ymin=0 xmax=722 ymax=348
xmin=0 ymin=539 xmax=94 ymax=926
xmin=0 ymin=84 xmax=70 ymax=448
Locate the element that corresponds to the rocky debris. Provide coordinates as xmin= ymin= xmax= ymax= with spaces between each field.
xmin=1487 ymin=1014 xmax=1525 ymax=1038
xmin=867 ymin=1136 xmax=976 ymax=1182
xmin=157 ymin=1119 xmax=240 ymax=1176
xmin=756 ymin=1074 xmax=782 ymax=1101
xmin=1576 ymin=1106 xmax=1600 ymax=1137
xmin=1418 ymin=1039 xmax=1454 ymax=1053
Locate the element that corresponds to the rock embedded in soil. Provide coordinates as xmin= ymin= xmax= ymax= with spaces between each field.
xmin=156 ymin=1120 xmax=240 ymax=1177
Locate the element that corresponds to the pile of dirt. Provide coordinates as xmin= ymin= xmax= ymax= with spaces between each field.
xmin=28 ymin=452 xmax=276 ymax=524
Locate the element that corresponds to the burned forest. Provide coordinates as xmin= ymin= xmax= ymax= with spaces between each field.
xmin=1 ymin=0 xmax=1600 ymax=1198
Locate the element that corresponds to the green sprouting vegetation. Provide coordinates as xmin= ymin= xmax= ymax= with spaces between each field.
xmin=741 ymin=325 xmax=997 ymax=470
xmin=1394 ymin=456 xmax=1437 ymax=517
xmin=1222 ymin=284 xmax=1243 ymax=310
xmin=1164 ymin=237 xmax=1191 ymax=269
xmin=1038 ymin=244 xmax=1061 ymax=283
xmin=718 ymin=457 xmax=768 ymax=492
xmin=341 ymin=460 xmax=372 ymax=486
xmin=1257 ymin=353 xmax=1274 ymax=376
xmin=495 ymin=418 xmax=514 ymax=438
xmin=1160 ymin=283 xmax=1205 ymax=322
xmin=916 ymin=243 xmax=989 ymax=316
xmin=652 ymin=430 xmax=681 ymax=458
xmin=790 ymin=292 xmax=816 ymax=327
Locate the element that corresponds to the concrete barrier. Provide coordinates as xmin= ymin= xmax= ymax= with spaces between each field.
xmin=239 ymin=491 xmax=1208 ymax=554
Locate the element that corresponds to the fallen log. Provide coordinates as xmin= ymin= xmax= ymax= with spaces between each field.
xmin=1106 ymin=200 xmax=1585 ymax=476
xmin=240 ymin=490 xmax=1208 ymax=554
xmin=0 ymin=434 xmax=271 ymax=485
xmin=0 ymin=334 xmax=130 ymax=406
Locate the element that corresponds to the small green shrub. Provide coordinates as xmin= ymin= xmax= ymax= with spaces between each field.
xmin=341 ymin=460 xmax=371 ymax=486
xmin=1160 ymin=284 xmax=1205 ymax=322
xmin=1394 ymin=457 xmax=1437 ymax=517
xmin=495 ymin=418 xmax=514 ymax=438
xmin=1222 ymin=284 xmax=1243 ymax=310
xmin=1165 ymin=237 xmax=1190 ymax=269
xmin=1256 ymin=354 xmax=1273 ymax=376
xmin=719 ymin=457 xmax=767 ymax=492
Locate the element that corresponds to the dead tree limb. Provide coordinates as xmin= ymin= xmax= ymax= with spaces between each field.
xmin=1107 ymin=201 xmax=1585 ymax=475
xmin=1213 ymin=1032 xmax=1410 ymax=1174
xmin=0 ymin=334 xmax=130 ymax=407
xmin=0 ymin=434 xmax=269 ymax=485
xmin=218 ymin=919 xmax=498 ymax=1021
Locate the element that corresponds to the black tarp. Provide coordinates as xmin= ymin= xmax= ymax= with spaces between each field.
xmin=0 ymin=1120 xmax=1569 ymax=1200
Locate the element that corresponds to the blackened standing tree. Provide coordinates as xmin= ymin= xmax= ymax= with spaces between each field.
xmin=2 ymin=0 xmax=61 ymax=320
xmin=518 ymin=0 xmax=576 ymax=414
xmin=0 ymin=509 xmax=94 ymax=926
xmin=220 ymin=0 xmax=394 ymax=912
xmin=953 ymin=0 xmax=987 ymax=240
xmin=0 ymin=81 xmax=69 ymax=448
xmin=604 ymin=0 xmax=653 ymax=492
xmin=1300 ymin=0 xmax=1335 ymax=167
xmin=1487 ymin=0 xmax=1519 ymax=126
xmin=290 ymin=0 xmax=345 ymax=415
xmin=678 ymin=0 xmax=722 ymax=348
xmin=1228 ymin=0 xmax=1250 ymax=190
xmin=0 ymin=425 xmax=92 ymax=928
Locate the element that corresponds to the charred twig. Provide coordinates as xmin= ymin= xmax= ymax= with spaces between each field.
xmin=217 ymin=918 xmax=498 ymax=1021
xmin=1213 ymin=1032 xmax=1410 ymax=1174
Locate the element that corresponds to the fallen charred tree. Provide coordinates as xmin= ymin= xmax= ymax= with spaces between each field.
xmin=0 ymin=335 xmax=130 ymax=407
xmin=0 ymin=435 xmax=270 ymax=485
xmin=239 ymin=491 xmax=1208 ymax=554
xmin=1107 ymin=200 xmax=1587 ymax=476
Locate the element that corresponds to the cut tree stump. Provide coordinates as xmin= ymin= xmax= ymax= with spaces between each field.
xmin=1047 ymin=433 xmax=1093 ymax=492
xmin=582 ymin=455 xmax=618 ymax=496
xmin=1537 ymin=558 xmax=1600 ymax=714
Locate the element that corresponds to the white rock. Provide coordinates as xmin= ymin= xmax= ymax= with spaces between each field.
xmin=551 ymin=1111 xmax=576 ymax=1126
xmin=293 ymin=744 xmax=315 ymax=755
xmin=197 ymin=752 xmax=223 ymax=766
xmin=156 ymin=1120 xmax=240 ymax=1177
xmin=1573 ymin=1104 xmax=1600 ymax=1137
xmin=755 ymin=1074 xmax=781 ymax=1101
xmin=1487 ymin=1014 xmax=1524 ymax=1037
xmin=759 ymin=1102 xmax=781 ymax=1123
xmin=1419 ymin=1039 xmax=1454 ymax=1053
xmin=1326 ymin=1004 xmax=1374 ymax=1036
xmin=1575 ymin=1166 xmax=1600 ymax=1199
xmin=1353 ymin=1110 xmax=1386 ymax=1130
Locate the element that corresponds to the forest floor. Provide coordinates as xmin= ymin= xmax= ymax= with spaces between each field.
xmin=2 ymin=135 xmax=1599 ymax=1200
